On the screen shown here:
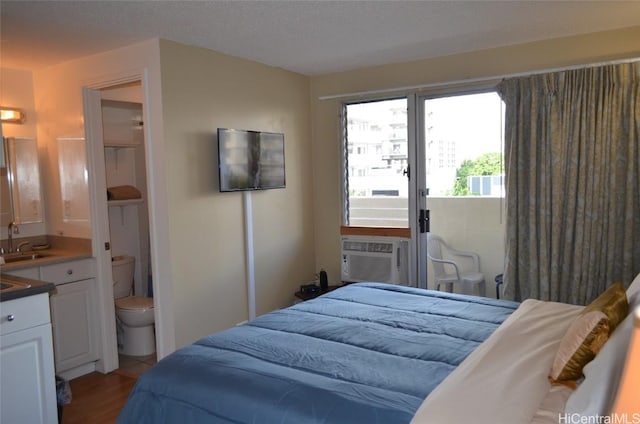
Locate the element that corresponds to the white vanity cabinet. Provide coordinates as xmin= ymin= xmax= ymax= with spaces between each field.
xmin=42 ymin=258 xmax=99 ymax=377
xmin=3 ymin=257 xmax=100 ymax=378
xmin=0 ymin=293 xmax=58 ymax=424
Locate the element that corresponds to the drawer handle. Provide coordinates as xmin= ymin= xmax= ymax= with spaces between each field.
xmin=7 ymin=314 xmax=15 ymax=322
xmin=67 ymin=269 xmax=73 ymax=275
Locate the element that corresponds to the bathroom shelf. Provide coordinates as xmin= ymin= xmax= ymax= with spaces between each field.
xmin=104 ymin=142 xmax=140 ymax=170
xmin=108 ymin=198 xmax=143 ymax=207
xmin=104 ymin=140 xmax=140 ymax=148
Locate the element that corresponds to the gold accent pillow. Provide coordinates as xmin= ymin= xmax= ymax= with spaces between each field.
xmin=581 ymin=282 xmax=629 ymax=331
xmin=548 ymin=283 xmax=629 ymax=388
xmin=548 ymin=310 xmax=610 ymax=388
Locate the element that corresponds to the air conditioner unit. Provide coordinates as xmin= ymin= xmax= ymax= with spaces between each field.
xmin=341 ymin=236 xmax=409 ymax=285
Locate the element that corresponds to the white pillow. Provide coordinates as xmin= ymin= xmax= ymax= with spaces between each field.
xmin=564 ymin=312 xmax=633 ymax=416
xmin=626 ymin=272 xmax=640 ymax=310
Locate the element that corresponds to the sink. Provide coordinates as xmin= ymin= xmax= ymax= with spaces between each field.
xmin=1 ymin=253 xmax=48 ymax=264
xmin=0 ymin=280 xmax=31 ymax=293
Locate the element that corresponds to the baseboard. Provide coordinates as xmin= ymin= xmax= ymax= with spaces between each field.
xmin=58 ymin=362 xmax=97 ymax=381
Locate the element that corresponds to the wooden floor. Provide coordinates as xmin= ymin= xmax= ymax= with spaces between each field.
xmin=60 ymin=354 xmax=154 ymax=423
xmin=61 ymin=370 xmax=137 ymax=424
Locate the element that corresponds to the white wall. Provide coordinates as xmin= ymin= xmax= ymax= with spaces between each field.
xmin=159 ymin=40 xmax=315 ymax=347
xmin=309 ymin=26 xmax=640 ymax=284
xmin=428 ymin=197 xmax=505 ymax=297
xmin=0 ymin=68 xmax=38 ymax=139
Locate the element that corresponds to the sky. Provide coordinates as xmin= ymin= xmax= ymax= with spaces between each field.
xmin=425 ymin=92 xmax=504 ymax=162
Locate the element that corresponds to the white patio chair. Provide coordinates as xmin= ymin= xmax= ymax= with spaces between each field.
xmin=427 ymin=233 xmax=486 ymax=297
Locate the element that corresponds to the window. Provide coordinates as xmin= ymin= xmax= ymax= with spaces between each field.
xmin=424 ymin=92 xmax=504 ymax=197
xmin=343 ymin=98 xmax=408 ymax=227
xmin=341 ymin=92 xmax=504 ymax=229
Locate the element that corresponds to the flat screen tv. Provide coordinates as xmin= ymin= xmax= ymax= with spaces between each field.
xmin=217 ymin=128 xmax=286 ymax=192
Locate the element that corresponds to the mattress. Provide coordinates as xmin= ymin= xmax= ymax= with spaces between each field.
xmin=118 ymin=282 xmax=518 ymax=424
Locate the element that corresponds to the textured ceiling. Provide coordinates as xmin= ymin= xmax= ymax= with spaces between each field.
xmin=2 ymin=1 xmax=640 ymax=75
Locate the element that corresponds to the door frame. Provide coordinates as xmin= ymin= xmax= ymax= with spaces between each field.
xmin=338 ymin=84 xmax=503 ymax=290
xmin=411 ymin=94 xmax=428 ymax=289
xmin=83 ymin=69 xmax=176 ymax=372
xmin=340 ymin=95 xmax=424 ymax=288
xmin=84 ymin=87 xmax=117 ymax=372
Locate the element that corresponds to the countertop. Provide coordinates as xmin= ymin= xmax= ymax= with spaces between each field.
xmin=0 ymin=247 xmax=92 ymax=272
xmin=0 ymin=274 xmax=56 ymax=302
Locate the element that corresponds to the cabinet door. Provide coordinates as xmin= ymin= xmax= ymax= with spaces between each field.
xmin=3 ymin=265 xmax=40 ymax=280
xmin=1 ymin=324 xmax=57 ymax=424
xmin=49 ymin=278 xmax=99 ymax=372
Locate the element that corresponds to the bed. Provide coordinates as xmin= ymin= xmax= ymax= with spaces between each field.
xmin=118 ymin=277 xmax=640 ymax=424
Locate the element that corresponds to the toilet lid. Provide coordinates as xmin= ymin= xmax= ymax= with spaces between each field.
xmin=116 ymin=296 xmax=154 ymax=310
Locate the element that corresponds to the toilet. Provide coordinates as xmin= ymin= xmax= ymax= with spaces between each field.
xmin=112 ymin=255 xmax=155 ymax=356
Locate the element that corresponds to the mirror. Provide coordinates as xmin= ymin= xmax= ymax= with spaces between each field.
xmin=0 ymin=137 xmax=44 ymax=225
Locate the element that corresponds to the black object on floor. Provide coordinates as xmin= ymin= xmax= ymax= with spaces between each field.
xmin=495 ymin=274 xmax=504 ymax=299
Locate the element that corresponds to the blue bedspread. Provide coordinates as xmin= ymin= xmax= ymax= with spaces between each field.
xmin=118 ymin=283 xmax=518 ymax=424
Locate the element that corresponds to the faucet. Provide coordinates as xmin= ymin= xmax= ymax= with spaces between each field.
xmin=7 ymin=221 xmax=18 ymax=254
xmin=16 ymin=241 xmax=30 ymax=253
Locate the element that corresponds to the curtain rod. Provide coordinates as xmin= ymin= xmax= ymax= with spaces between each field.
xmin=317 ymin=57 xmax=640 ymax=101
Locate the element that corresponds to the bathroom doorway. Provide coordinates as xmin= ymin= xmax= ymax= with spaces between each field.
xmin=101 ymin=92 xmax=156 ymax=361
xmin=100 ymin=94 xmax=151 ymax=300
xmin=84 ymin=79 xmax=158 ymax=374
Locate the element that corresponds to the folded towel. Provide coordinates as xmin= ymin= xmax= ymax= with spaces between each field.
xmin=107 ymin=185 xmax=142 ymax=201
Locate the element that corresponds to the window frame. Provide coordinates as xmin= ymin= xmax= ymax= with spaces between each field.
xmin=340 ymin=96 xmax=410 ymax=230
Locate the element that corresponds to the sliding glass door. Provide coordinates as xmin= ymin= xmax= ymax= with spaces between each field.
xmin=418 ymin=91 xmax=506 ymax=293
xmin=341 ymin=91 xmax=505 ymax=293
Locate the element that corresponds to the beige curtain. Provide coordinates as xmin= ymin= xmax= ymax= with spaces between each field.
xmin=498 ymin=63 xmax=640 ymax=305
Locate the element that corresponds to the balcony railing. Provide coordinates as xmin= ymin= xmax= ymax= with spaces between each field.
xmin=347 ymin=196 xmax=506 ymax=296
